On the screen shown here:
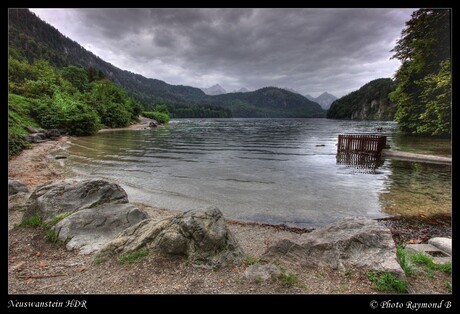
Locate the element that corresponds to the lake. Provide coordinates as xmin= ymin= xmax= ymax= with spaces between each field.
xmin=60 ymin=118 xmax=451 ymax=228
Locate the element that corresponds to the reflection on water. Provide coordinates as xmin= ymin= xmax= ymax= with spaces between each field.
xmin=336 ymin=152 xmax=385 ymax=174
xmin=391 ymin=133 xmax=451 ymax=157
xmin=380 ymin=160 xmax=451 ymax=217
xmin=60 ymin=118 xmax=451 ymax=228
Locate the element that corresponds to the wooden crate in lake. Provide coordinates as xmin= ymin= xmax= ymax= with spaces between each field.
xmin=337 ymin=134 xmax=386 ymax=157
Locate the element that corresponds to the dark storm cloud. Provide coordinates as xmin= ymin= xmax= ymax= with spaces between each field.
xmin=30 ymin=8 xmax=414 ymax=97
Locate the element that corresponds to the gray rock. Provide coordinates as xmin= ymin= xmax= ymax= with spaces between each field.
xmin=243 ymin=263 xmax=281 ymax=281
xmin=261 ymin=217 xmax=404 ymax=278
xmin=149 ymin=120 xmax=159 ymax=128
xmin=97 ymin=207 xmax=244 ymax=267
xmin=8 ymin=192 xmax=31 ymax=211
xmin=8 ymin=179 xmax=29 ymax=196
xmin=22 ymin=179 xmax=129 ymax=223
xmin=46 ymin=129 xmax=61 ymax=139
xmin=23 ymin=133 xmax=47 ymax=143
xmin=53 ymin=203 xmax=148 ymax=254
xmin=428 ymin=237 xmax=452 ymax=255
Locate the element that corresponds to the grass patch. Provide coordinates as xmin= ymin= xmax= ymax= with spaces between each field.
xmin=45 ymin=229 xmax=59 ymax=243
xmin=243 ymin=254 xmax=260 ymax=266
xmin=344 ymin=268 xmax=352 ymax=277
xmin=45 ymin=212 xmax=72 ymax=228
xmin=277 ymin=268 xmax=300 ymax=287
xmin=445 ymin=281 xmax=452 ymax=293
xmin=119 ymin=248 xmax=148 ymax=264
xmin=410 ymin=252 xmax=452 ymax=275
xmin=396 ymin=244 xmax=415 ymax=276
xmin=20 ymin=215 xmax=43 ymax=227
xmin=367 ymin=271 xmax=408 ymax=293
xmin=318 ymin=271 xmax=326 ymax=278
xmin=93 ymin=257 xmax=103 ymax=265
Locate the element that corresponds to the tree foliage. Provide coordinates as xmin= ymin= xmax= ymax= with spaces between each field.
xmin=390 ymin=9 xmax=451 ymax=136
xmin=8 ymin=55 xmax=143 ymax=157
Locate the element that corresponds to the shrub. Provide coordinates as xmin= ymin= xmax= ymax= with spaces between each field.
xmin=142 ymin=111 xmax=170 ymax=124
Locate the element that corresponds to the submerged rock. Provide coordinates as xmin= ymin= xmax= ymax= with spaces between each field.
xmin=22 ymin=179 xmax=129 ymax=223
xmin=149 ymin=120 xmax=159 ymax=128
xmin=53 ymin=203 xmax=148 ymax=254
xmin=97 ymin=207 xmax=244 ymax=267
xmin=261 ymin=217 xmax=404 ymax=278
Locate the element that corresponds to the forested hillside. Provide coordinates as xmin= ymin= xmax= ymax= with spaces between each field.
xmin=9 ymin=9 xmax=324 ymax=118
xmin=326 ymin=78 xmax=396 ymax=120
xmin=8 ymin=54 xmax=144 ymax=157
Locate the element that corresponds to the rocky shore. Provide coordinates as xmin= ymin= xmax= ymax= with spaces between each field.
xmin=7 ymin=125 xmax=452 ymax=294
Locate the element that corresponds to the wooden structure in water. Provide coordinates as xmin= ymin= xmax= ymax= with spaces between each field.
xmin=336 ymin=134 xmax=387 ymax=174
xmin=337 ymin=134 xmax=386 ymax=157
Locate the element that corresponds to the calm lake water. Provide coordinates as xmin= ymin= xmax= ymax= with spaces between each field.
xmin=60 ymin=118 xmax=451 ymax=228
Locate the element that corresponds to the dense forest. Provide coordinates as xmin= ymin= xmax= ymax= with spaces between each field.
xmin=206 ymin=87 xmax=325 ymax=118
xmin=390 ymin=9 xmax=451 ymax=136
xmin=326 ymin=78 xmax=396 ymax=120
xmin=8 ymin=52 xmax=146 ymax=157
xmin=8 ymin=9 xmax=324 ymax=118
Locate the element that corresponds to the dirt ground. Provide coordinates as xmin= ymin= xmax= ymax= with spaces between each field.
xmin=7 ymin=128 xmax=452 ymax=295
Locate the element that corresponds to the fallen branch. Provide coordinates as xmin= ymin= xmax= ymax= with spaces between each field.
xmin=18 ymin=273 xmax=66 ymax=280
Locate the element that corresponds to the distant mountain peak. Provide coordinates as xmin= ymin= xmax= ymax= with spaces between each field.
xmin=201 ymin=84 xmax=227 ymax=95
xmin=303 ymin=92 xmax=338 ymax=110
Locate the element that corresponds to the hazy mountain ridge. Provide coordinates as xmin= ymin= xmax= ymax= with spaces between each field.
xmin=201 ymin=84 xmax=227 ymax=95
xmin=303 ymin=92 xmax=338 ymax=110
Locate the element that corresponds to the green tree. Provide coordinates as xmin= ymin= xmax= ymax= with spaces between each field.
xmin=62 ymin=65 xmax=89 ymax=92
xmin=390 ymin=9 xmax=451 ymax=136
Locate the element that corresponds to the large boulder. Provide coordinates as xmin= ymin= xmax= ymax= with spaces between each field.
xmin=22 ymin=179 xmax=129 ymax=223
xmin=53 ymin=203 xmax=148 ymax=254
xmin=261 ymin=217 xmax=404 ymax=278
xmin=8 ymin=179 xmax=29 ymax=196
xmin=23 ymin=133 xmax=47 ymax=143
xmin=97 ymin=207 xmax=244 ymax=267
xmin=428 ymin=237 xmax=452 ymax=255
xmin=45 ymin=129 xmax=61 ymax=139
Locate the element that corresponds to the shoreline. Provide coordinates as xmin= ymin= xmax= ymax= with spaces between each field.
xmin=97 ymin=116 xmax=158 ymax=132
xmin=7 ymin=127 xmax=451 ymax=242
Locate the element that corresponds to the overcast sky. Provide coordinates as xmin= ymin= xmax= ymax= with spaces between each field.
xmin=30 ymin=8 xmax=414 ymax=97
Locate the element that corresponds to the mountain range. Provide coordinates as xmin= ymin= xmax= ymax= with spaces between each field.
xmin=201 ymin=85 xmax=252 ymax=95
xmin=8 ymin=9 xmax=325 ymax=118
xmin=201 ymin=84 xmax=227 ymax=95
